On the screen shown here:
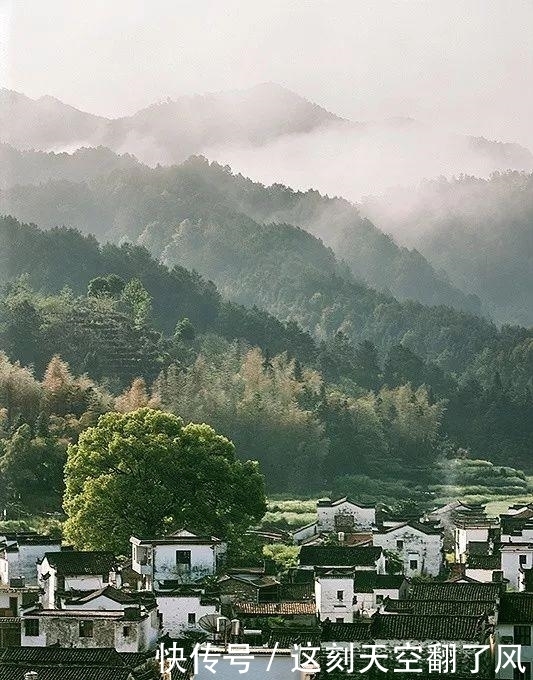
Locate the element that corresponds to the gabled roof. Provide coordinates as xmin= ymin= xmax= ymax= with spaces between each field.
xmin=41 ymin=551 xmax=116 ymax=576
xmin=65 ymin=585 xmax=137 ymax=606
xmin=376 ymin=520 xmax=441 ymax=536
xmin=317 ymin=497 xmax=375 ymax=510
xmin=299 ymin=545 xmax=382 ymax=568
xmin=131 ymin=529 xmax=222 ymax=545
xmin=409 ymin=581 xmax=501 ymax=603
xmin=499 ymin=592 xmax=533 ymax=624
xmin=373 ymin=613 xmax=487 ymax=642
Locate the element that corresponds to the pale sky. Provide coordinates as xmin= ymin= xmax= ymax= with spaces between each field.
xmin=2 ymin=0 xmax=533 ymax=146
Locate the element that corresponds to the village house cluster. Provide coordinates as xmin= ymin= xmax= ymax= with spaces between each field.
xmin=1 ymin=498 xmax=533 ymax=678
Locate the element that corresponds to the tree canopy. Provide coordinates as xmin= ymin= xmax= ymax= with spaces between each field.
xmin=63 ymin=407 xmax=266 ymax=553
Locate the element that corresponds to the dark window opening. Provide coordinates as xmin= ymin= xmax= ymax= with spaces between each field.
xmin=514 ymin=625 xmax=531 ymax=647
xmin=79 ymin=620 xmax=94 ymax=638
xmin=24 ymin=619 xmax=39 ymax=637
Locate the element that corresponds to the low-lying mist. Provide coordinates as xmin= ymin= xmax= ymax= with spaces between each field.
xmin=201 ymin=120 xmax=533 ymax=207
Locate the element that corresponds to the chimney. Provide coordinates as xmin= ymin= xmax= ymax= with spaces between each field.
xmin=25 ymin=673 xmax=38 ymax=680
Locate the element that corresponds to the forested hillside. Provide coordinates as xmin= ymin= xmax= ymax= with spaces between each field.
xmin=1 ymin=216 xmax=533 ymax=516
xmin=0 ymin=157 xmax=498 ymax=375
xmin=0 ymin=143 xmax=140 ymax=189
xmin=363 ymin=171 xmax=533 ymax=326
xmin=0 ymin=151 xmax=477 ymax=313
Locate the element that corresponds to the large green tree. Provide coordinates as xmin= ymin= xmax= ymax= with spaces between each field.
xmin=63 ymin=407 xmax=266 ymax=553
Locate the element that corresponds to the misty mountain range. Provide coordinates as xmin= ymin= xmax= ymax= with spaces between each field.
xmin=1 ymin=83 xmax=533 ymax=326
xmin=2 ymin=83 xmax=532 ymax=170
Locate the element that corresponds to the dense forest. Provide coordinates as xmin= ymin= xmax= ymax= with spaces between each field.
xmin=1 ymin=215 xmax=533 ymax=524
xmin=363 ymin=171 xmax=533 ymax=326
xmin=0 ymin=147 xmax=480 ymax=313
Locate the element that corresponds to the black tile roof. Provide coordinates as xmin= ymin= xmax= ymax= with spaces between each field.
xmin=409 ymin=582 xmax=501 ymax=602
xmin=299 ymin=545 xmax=382 ymax=567
xmin=379 ymin=520 xmax=441 ymax=536
xmin=0 ymin=648 xmax=127 ymax=666
xmin=0 ymin=669 xmax=133 ymax=680
xmin=385 ymin=599 xmax=494 ymax=617
xmin=42 ymin=551 xmax=117 ymax=575
xmin=499 ymin=592 xmax=533 ymax=624
xmin=268 ymin=629 xmax=321 ymax=648
xmin=467 ymin=541 xmax=491 ymax=555
xmin=0 ymin=647 xmax=149 ymax=680
xmin=466 ymin=554 xmax=501 ymax=570
xmin=322 ymin=621 xmax=374 ymax=642
xmin=279 ymin=582 xmax=315 ymax=601
xmin=66 ymin=585 xmax=137 ymax=605
xmin=317 ymin=497 xmax=375 ymax=509
xmin=354 ymin=571 xmax=406 ymax=592
xmin=372 ymin=613 xmax=487 ymax=642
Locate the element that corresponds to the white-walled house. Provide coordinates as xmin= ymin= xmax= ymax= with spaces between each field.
xmin=0 ymin=533 xmax=61 ymax=587
xmin=21 ymin=605 xmax=159 ymax=652
xmin=454 ymin=518 xmax=499 ymax=563
xmin=353 ymin=572 xmax=409 ymax=614
xmin=156 ymin=590 xmax=219 ymax=637
xmin=317 ymin=498 xmax=376 ymax=533
xmin=373 ymin=521 xmax=443 ymax=577
xmin=315 ymin=567 xmax=355 ymax=623
xmin=38 ymin=551 xmax=118 ymax=609
xmin=130 ymin=529 xmax=227 ymax=591
xmin=0 ymin=581 xmax=40 ymax=647
xmin=495 ymin=592 xmax=533 ymax=679
xmin=501 ymin=544 xmax=533 ymax=590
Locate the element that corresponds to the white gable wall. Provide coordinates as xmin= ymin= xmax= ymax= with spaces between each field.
xmin=156 ymin=594 xmax=218 ymax=637
xmin=315 ymin=576 xmax=354 ymax=622
xmin=317 ymin=501 xmax=375 ymax=532
xmin=373 ymin=526 xmax=442 ymax=577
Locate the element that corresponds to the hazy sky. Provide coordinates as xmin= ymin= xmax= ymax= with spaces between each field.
xmin=2 ymin=0 xmax=533 ymax=146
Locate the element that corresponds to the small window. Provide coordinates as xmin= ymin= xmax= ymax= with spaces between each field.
xmin=336 ymin=590 xmax=344 ymax=601
xmin=188 ymin=612 xmax=196 ymax=625
xmin=335 ymin=617 xmax=344 ymax=623
xmin=176 ymin=550 xmax=191 ymax=573
xmin=123 ymin=625 xmax=131 ymax=637
xmin=514 ymin=625 xmax=532 ymax=646
xmin=409 ymin=559 xmax=418 ymax=571
xmin=24 ymin=619 xmax=39 ymax=637
xmin=396 ymin=540 xmax=404 ymax=551
xmin=520 ymin=555 xmax=528 ymax=566
xmin=79 ymin=620 xmax=94 ymax=638
xmin=9 ymin=597 xmax=18 ymax=617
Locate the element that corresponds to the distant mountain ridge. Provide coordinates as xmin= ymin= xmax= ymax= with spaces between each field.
xmin=1 ymin=84 xmax=531 ymax=171
xmin=0 ymin=84 xmax=344 ymax=162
